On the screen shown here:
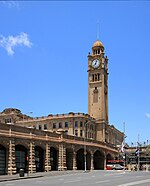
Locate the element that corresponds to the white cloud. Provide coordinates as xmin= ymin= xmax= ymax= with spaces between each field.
xmin=1 ymin=1 xmax=19 ymax=8
xmin=145 ymin=113 xmax=150 ymax=118
xmin=0 ymin=32 xmax=33 ymax=55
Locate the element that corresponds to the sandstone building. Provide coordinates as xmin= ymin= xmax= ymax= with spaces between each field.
xmin=0 ymin=40 xmax=124 ymax=175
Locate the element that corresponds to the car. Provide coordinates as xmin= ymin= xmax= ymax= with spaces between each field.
xmin=112 ymin=164 xmax=125 ymax=170
xmin=106 ymin=164 xmax=113 ymax=170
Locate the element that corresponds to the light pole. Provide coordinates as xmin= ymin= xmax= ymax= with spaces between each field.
xmin=137 ymin=134 xmax=140 ymax=171
xmin=84 ymin=121 xmax=90 ymax=172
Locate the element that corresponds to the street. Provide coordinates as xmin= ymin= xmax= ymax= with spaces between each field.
xmin=1 ymin=171 xmax=150 ymax=186
xmin=0 ymin=171 xmax=150 ymax=186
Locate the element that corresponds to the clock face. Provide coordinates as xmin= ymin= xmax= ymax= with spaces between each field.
xmin=92 ymin=59 xmax=100 ymax=68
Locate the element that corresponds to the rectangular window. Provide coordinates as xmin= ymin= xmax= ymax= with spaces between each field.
xmin=80 ymin=130 xmax=83 ymax=137
xmin=65 ymin=130 xmax=68 ymax=135
xmin=75 ymin=129 xmax=78 ymax=136
xmin=65 ymin=122 xmax=68 ymax=128
xmin=44 ymin=124 xmax=47 ymax=130
xmin=5 ymin=118 xmax=11 ymax=124
xmin=98 ymin=73 xmax=100 ymax=81
xmin=53 ymin=123 xmax=56 ymax=129
xmin=39 ymin=125 xmax=42 ymax=130
xmin=59 ymin=122 xmax=62 ymax=128
xmin=93 ymin=91 xmax=98 ymax=103
xmin=75 ymin=121 xmax=78 ymax=128
xmin=33 ymin=125 xmax=36 ymax=129
xmin=90 ymin=124 xmax=93 ymax=130
xmin=80 ymin=121 xmax=83 ymax=127
xmin=92 ymin=74 xmax=94 ymax=82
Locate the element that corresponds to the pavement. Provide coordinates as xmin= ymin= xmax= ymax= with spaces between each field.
xmin=0 ymin=170 xmax=83 ymax=182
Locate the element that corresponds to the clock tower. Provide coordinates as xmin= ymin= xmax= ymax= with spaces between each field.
xmin=88 ymin=40 xmax=109 ymax=141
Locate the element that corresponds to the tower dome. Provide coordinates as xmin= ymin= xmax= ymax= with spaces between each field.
xmin=92 ymin=40 xmax=104 ymax=48
xmin=92 ymin=40 xmax=104 ymax=55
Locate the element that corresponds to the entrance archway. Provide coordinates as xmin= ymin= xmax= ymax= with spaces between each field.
xmin=66 ymin=148 xmax=73 ymax=170
xmin=76 ymin=148 xmax=91 ymax=170
xmin=106 ymin=153 xmax=114 ymax=162
xmin=50 ymin=147 xmax=58 ymax=170
xmin=0 ymin=145 xmax=6 ymax=175
xmin=15 ymin=145 xmax=27 ymax=173
xmin=35 ymin=146 xmax=44 ymax=172
xmin=93 ymin=150 xmax=105 ymax=170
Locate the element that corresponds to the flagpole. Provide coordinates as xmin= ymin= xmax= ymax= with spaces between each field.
xmin=123 ymin=122 xmax=126 ymax=171
xmin=137 ymin=134 xmax=140 ymax=171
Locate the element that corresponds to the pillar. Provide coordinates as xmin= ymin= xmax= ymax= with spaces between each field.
xmin=7 ymin=138 xmax=16 ymax=175
xmin=104 ymin=153 xmax=107 ymax=170
xmin=58 ymin=144 xmax=67 ymax=171
xmin=102 ymin=123 xmax=105 ymax=142
xmin=91 ymin=153 xmax=94 ymax=170
xmin=45 ymin=143 xmax=51 ymax=172
xmin=73 ymin=150 xmax=77 ymax=170
xmin=28 ymin=141 xmax=36 ymax=174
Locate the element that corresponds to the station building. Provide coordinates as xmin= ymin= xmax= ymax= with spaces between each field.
xmin=0 ymin=39 xmax=124 ymax=175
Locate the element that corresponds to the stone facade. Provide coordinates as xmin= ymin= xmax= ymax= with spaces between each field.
xmin=0 ymin=109 xmax=123 ymax=147
xmin=0 ymin=122 xmax=119 ymax=175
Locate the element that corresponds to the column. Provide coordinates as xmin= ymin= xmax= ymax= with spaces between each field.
xmin=28 ymin=141 xmax=36 ymax=174
xmin=45 ymin=143 xmax=51 ymax=172
xmin=58 ymin=144 xmax=67 ymax=171
xmin=90 ymin=153 xmax=94 ymax=170
xmin=102 ymin=123 xmax=105 ymax=142
xmin=73 ymin=150 xmax=77 ymax=170
xmin=104 ymin=153 xmax=107 ymax=170
xmin=7 ymin=138 xmax=16 ymax=175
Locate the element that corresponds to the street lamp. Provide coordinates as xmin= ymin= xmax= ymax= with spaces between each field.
xmin=84 ymin=120 xmax=90 ymax=172
xmin=123 ymin=122 xmax=126 ymax=172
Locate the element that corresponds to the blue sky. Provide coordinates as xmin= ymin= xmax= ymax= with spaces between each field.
xmin=0 ymin=1 xmax=150 ymax=145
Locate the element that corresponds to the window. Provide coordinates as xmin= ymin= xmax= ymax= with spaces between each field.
xmin=92 ymin=74 xmax=94 ymax=82
xmin=59 ymin=122 xmax=62 ymax=128
xmin=80 ymin=121 xmax=83 ymax=127
xmin=85 ymin=131 xmax=87 ymax=138
xmin=44 ymin=124 xmax=47 ymax=130
xmin=88 ymin=132 xmax=90 ymax=138
xmin=80 ymin=130 xmax=83 ymax=137
xmin=65 ymin=130 xmax=68 ymax=135
xmin=98 ymin=73 xmax=100 ymax=81
xmin=33 ymin=125 xmax=36 ymax=129
xmin=39 ymin=125 xmax=42 ymax=130
xmin=5 ymin=118 xmax=11 ymax=124
xmin=75 ymin=129 xmax=78 ymax=136
xmin=93 ymin=87 xmax=98 ymax=103
xmin=65 ymin=122 xmax=68 ymax=128
xmin=53 ymin=123 xmax=56 ymax=129
xmin=92 ymin=133 xmax=94 ymax=138
xmin=75 ymin=121 xmax=78 ymax=128
xmin=90 ymin=124 xmax=93 ymax=130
